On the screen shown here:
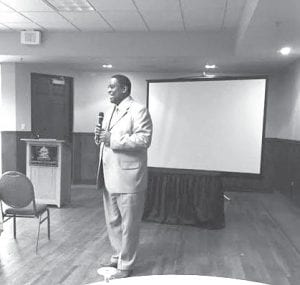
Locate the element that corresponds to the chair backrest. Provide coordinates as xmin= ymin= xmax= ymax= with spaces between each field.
xmin=0 ymin=171 xmax=35 ymax=208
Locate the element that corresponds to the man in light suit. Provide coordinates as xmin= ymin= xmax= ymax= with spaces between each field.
xmin=94 ymin=74 xmax=152 ymax=279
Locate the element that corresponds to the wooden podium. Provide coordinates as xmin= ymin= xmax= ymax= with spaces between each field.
xmin=21 ymin=139 xmax=71 ymax=207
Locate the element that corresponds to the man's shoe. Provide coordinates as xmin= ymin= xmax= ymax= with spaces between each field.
xmin=111 ymin=269 xmax=132 ymax=279
xmin=99 ymin=261 xmax=118 ymax=268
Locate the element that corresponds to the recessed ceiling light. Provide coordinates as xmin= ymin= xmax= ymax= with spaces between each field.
xmin=279 ymin=46 xmax=291 ymax=56
xmin=102 ymin=64 xmax=113 ymax=69
xmin=205 ymin=64 xmax=217 ymax=69
xmin=43 ymin=0 xmax=94 ymax=12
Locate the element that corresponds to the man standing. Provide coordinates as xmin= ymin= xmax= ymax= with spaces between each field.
xmin=94 ymin=74 xmax=152 ymax=279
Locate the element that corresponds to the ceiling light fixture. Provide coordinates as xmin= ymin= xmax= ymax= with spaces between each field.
xmin=43 ymin=0 xmax=94 ymax=12
xmin=102 ymin=64 xmax=113 ymax=69
xmin=279 ymin=46 xmax=291 ymax=56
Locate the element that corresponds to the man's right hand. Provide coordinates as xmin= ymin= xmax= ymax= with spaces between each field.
xmin=94 ymin=124 xmax=102 ymax=145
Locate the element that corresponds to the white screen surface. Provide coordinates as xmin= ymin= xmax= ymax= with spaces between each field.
xmin=148 ymin=79 xmax=266 ymax=174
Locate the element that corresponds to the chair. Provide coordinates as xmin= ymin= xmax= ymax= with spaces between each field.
xmin=0 ymin=171 xmax=50 ymax=252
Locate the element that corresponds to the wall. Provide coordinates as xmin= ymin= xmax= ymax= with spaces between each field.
xmin=74 ymin=71 xmax=189 ymax=132
xmin=0 ymin=63 xmax=16 ymax=131
xmin=12 ymin=63 xmax=187 ymax=132
xmin=2 ymin=61 xmax=300 ymax=195
xmin=0 ymin=31 xmax=234 ymax=61
xmin=266 ymin=60 xmax=300 ymax=139
xmin=0 ymin=63 xmax=194 ymax=180
xmin=1 ymin=63 xmax=78 ymax=173
xmin=15 ymin=63 xmax=78 ymax=131
xmin=222 ymin=60 xmax=300 ymax=196
xmin=12 ymin=62 xmax=300 ymax=138
xmin=0 ymin=64 xmax=17 ymax=171
xmin=0 ymin=65 xmax=1 ymax=173
xmin=262 ymin=60 xmax=300 ymax=202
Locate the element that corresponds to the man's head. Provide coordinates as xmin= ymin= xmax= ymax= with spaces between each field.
xmin=108 ymin=74 xmax=131 ymax=105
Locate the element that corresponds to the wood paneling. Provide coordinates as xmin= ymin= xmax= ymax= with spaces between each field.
xmin=71 ymin=135 xmax=300 ymax=195
xmin=266 ymin=139 xmax=300 ymax=205
xmin=1 ymin=131 xmax=17 ymax=172
xmin=3 ymin=133 xmax=300 ymax=201
xmin=1 ymin=131 xmax=32 ymax=174
xmin=72 ymin=133 xmax=98 ymax=184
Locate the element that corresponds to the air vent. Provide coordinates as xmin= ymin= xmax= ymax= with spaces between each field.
xmin=20 ymin=30 xmax=41 ymax=45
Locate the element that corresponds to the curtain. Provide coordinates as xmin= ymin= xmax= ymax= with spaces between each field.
xmin=143 ymin=170 xmax=225 ymax=229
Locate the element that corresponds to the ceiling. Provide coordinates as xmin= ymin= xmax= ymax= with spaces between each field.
xmin=0 ymin=0 xmax=246 ymax=32
xmin=0 ymin=0 xmax=299 ymax=74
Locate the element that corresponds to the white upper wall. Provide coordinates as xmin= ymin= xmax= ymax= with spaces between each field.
xmin=266 ymin=60 xmax=300 ymax=140
xmin=0 ymin=63 xmax=16 ymax=131
xmin=1 ymin=61 xmax=300 ymax=140
xmin=74 ymin=71 xmax=190 ymax=132
xmin=7 ymin=62 xmax=195 ymax=132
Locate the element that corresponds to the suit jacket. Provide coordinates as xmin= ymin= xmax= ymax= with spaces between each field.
xmin=96 ymin=96 xmax=153 ymax=193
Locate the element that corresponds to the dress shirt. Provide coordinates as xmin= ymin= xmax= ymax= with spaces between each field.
xmin=109 ymin=96 xmax=131 ymax=128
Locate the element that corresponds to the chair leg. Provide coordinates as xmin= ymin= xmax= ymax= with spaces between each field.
xmin=47 ymin=209 xmax=50 ymax=240
xmin=13 ymin=215 xmax=16 ymax=239
xmin=36 ymin=215 xmax=42 ymax=254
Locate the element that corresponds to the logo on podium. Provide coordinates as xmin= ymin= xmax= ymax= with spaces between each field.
xmin=30 ymin=145 xmax=58 ymax=167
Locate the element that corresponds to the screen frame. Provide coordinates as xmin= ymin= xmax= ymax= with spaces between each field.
xmin=146 ymin=76 xmax=268 ymax=177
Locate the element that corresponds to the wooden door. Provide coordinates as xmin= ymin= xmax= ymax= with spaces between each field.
xmin=31 ymin=73 xmax=73 ymax=142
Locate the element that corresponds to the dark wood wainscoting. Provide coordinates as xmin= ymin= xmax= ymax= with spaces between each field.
xmin=1 ymin=131 xmax=32 ymax=174
xmin=69 ymin=135 xmax=300 ymax=203
xmin=72 ymin=132 xmax=98 ymax=185
xmin=268 ymin=138 xmax=300 ymax=202
xmin=3 ymin=133 xmax=300 ymax=202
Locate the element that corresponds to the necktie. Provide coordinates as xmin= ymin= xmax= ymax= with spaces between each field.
xmin=108 ymin=105 xmax=118 ymax=130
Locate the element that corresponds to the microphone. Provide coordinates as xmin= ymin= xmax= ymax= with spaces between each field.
xmin=95 ymin=112 xmax=104 ymax=144
xmin=98 ymin=112 xmax=104 ymax=128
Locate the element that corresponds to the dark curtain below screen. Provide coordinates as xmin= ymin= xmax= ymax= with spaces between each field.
xmin=143 ymin=170 xmax=225 ymax=229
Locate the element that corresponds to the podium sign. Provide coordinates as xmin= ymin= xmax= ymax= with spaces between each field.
xmin=30 ymin=145 xmax=58 ymax=167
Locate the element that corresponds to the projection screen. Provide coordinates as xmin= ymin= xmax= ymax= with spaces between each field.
xmin=147 ymin=78 xmax=267 ymax=174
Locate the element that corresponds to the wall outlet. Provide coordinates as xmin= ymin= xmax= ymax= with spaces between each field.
xmin=21 ymin=123 xmax=25 ymax=130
